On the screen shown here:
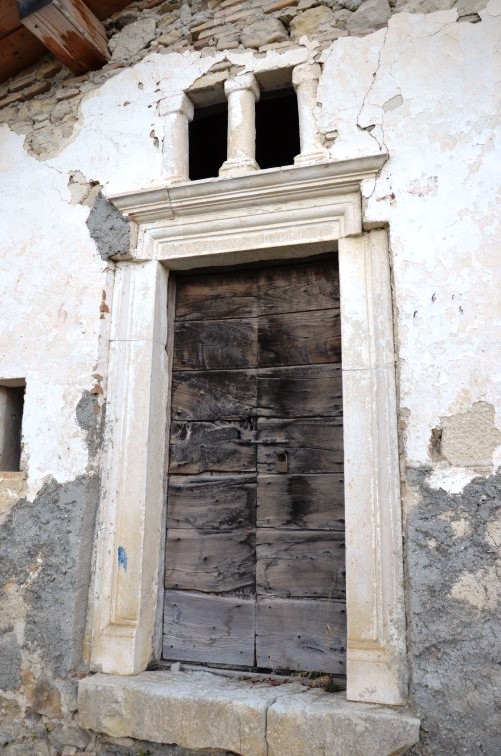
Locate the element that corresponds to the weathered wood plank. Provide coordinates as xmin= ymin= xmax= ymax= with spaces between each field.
xmin=0 ymin=25 xmax=47 ymax=82
xmin=165 ymin=528 xmax=255 ymax=593
xmin=256 ymin=598 xmax=346 ymax=673
xmin=257 ymin=474 xmax=344 ymax=530
xmin=0 ymin=0 xmax=19 ymax=37
xmin=259 ymin=308 xmax=341 ymax=368
xmin=259 ymin=259 xmax=339 ymax=316
xmin=175 ymin=270 xmax=258 ymax=321
xmin=167 ymin=474 xmax=256 ymax=531
xmin=258 ymin=364 xmax=342 ymax=418
xmin=164 ymin=591 xmax=255 ymax=665
xmin=20 ymin=0 xmax=110 ymax=75
xmin=171 ymin=370 xmax=257 ymax=422
xmin=169 ymin=420 xmax=256 ymax=474
xmin=257 ymin=418 xmax=343 ymax=474
xmin=174 ymin=318 xmax=257 ymax=371
xmin=256 ymin=530 xmax=345 ymax=599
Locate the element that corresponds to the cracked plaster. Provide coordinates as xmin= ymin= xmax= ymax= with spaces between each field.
xmin=0 ymin=3 xmax=500 ymax=754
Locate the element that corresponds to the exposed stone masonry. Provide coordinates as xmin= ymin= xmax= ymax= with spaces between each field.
xmin=0 ymin=0 xmax=487 ymax=160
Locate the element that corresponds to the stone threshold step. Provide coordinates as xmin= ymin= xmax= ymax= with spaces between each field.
xmin=79 ymin=669 xmax=420 ymax=755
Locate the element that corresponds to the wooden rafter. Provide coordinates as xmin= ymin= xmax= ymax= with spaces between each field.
xmin=18 ymin=0 xmax=110 ymax=75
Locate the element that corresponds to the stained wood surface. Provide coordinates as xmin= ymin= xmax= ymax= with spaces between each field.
xmin=259 ymin=309 xmax=341 ymax=367
xmin=0 ymin=1 xmax=138 ymax=83
xmin=167 ymin=475 xmax=256 ymax=531
xmin=163 ymin=591 xmax=255 ymax=665
xmin=174 ymin=318 xmax=257 ymax=370
xmin=258 ymin=364 xmax=343 ymax=418
xmin=257 ymin=474 xmax=344 ymax=530
xmin=164 ymin=257 xmax=345 ymax=671
xmin=0 ymin=0 xmax=19 ymax=36
xmin=169 ymin=421 xmax=256 ymax=474
xmin=0 ymin=25 xmax=47 ymax=81
xmin=175 ymin=270 xmax=258 ymax=321
xmin=21 ymin=0 xmax=109 ymax=76
xmin=171 ymin=370 xmax=256 ymax=421
xmin=259 ymin=260 xmax=340 ymax=316
xmin=256 ymin=598 xmax=346 ymax=673
xmin=256 ymin=530 xmax=345 ymax=599
xmin=165 ymin=528 xmax=255 ymax=593
xmin=257 ymin=417 xmax=343 ymax=474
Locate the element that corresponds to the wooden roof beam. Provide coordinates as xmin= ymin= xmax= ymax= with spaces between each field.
xmin=18 ymin=0 xmax=110 ymax=75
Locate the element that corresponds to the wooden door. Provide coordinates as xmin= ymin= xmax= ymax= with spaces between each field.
xmin=163 ymin=258 xmax=346 ymax=674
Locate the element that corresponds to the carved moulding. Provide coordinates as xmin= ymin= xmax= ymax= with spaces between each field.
xmin=89 ymin=155 xmax=408 ymax=706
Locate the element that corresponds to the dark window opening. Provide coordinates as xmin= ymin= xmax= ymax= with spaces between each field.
xmin=0 ymin=383 xmax=25 ymax=472
xmin=189 ymin=101 xmax=228 ymax=181
xmin=255 ymin=88 xmax=299 ymax=170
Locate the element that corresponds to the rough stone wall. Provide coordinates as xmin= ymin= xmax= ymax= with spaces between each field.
xmin=0 ymin=0 xmax=499 ymax=754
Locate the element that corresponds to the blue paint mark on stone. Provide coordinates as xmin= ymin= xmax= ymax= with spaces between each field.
xmin=117 ymin=546 xmax=127 ymax=572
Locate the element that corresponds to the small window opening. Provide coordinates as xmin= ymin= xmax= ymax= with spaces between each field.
xmin=0 ymin=383 xmax=25 ymax=472
xmin=189 ymin=101 xmax=228 ymax=181
xmin=255 ymin=88 xmax=299 ymax=170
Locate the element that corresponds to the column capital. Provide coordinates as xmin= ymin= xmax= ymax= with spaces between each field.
xmin=292 ymin=62 xmax=322 ymax=89
xmin=224 ymin=73 xmax=260 ymax=102
xmin=158 ymin=92 xmax=194 ymax=121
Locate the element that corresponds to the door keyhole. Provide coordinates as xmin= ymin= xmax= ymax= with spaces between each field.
xmin=275 ymin=450 xmax=288 ymax=473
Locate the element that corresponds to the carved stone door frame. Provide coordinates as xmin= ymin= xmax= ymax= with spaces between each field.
xmin=88 ymin=156 xmax=408 ymax=705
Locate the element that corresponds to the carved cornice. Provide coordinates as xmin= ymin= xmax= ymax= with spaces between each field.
xmin=109 ymin=156 xmax=387 ymax=262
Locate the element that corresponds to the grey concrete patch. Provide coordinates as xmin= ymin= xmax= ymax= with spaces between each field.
xmin=0 ymin=475 xmax=100 ymax=677
xmin=406 ymin=469 xmax=501 ymax=755
xmin=76 ymin=389 xmax=106 ymax=461
xmin=86 ymin=192 xmax=131 ymax=260
xmin=0 ymin=630 xmax=21 ymax=690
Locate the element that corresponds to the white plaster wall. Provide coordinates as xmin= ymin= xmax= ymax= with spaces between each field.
xmin=319 ymin=1 xmax=501 ymax=480
xmin=0 ymin=1 xmax=499 ymax=501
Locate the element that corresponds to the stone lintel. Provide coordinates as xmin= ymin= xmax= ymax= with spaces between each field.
xmin=79 ymin=671 xmax=420 ymax=756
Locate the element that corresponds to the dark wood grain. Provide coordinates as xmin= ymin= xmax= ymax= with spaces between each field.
xmin=257 ymin=474 xmax=344 ymax=530
xmin=258 ymin=364 xmax=343 ymax=418
xmin=171 ymin=370 xmax=257 ymax=421
xmin=0 ymin=26 xmax=47 ymax=82
xmin=169 ymin=420 xmax=256 ymax=474
xmin=259 ymin=308 xmax=341 ymax=367
xmin=258 ymin=259 xmax=339 ymax=316
xmin=163 ymin=591 xmax=255 ymax=665
xmin=174 ymin=318 xmax=257 ymax=371
xmin=176 ymin=270 xmax=258 ymax=321
xmin=165 ymin=528 xmax=255 ymax=593
xmin=257 ymin=418 xmax=343 ymax=474
xmin=256 ymin=598 xmax=346 ymax=673
xmin=256 ymin=530 xmax=345 ymax=599
xmin=167 ymin=474 xmax=256 ymax=531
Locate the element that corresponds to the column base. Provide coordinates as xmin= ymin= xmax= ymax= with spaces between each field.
xmin=219 ymin=158 xmax=260 ymax=178
xmin=294 ymin=150 xmax=330 ymax=166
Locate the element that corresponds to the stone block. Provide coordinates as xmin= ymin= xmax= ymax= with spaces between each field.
xmin=79 ymin=670 xmax=297 ymax=755
xmin=266 ymin=689 xmax=421 ymax=755
xmin=290 ymin=6 xmax=336 ymax=40
xmin=346 ymin=0 xmax=391 ymax=30
xmin=109 ymin=18 xmax=158 ymax=60
xmin=32 ymin=672 xmax=62 ymax=718
xmin=240 ymin=18 xmax=289 ymax=48
xmin=394 ymin=0 xmax=455 ymax=11
xmin=47 ymin=724 xmax=91 ymax=750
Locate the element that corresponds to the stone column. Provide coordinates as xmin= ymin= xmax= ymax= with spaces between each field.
xmin=219 ymin=73 xmax=260 ymax=177
xmin=158 ymin=92 xmax=194 ymax=184
xmin=292 ymin=63 xmax=328 ymax=166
